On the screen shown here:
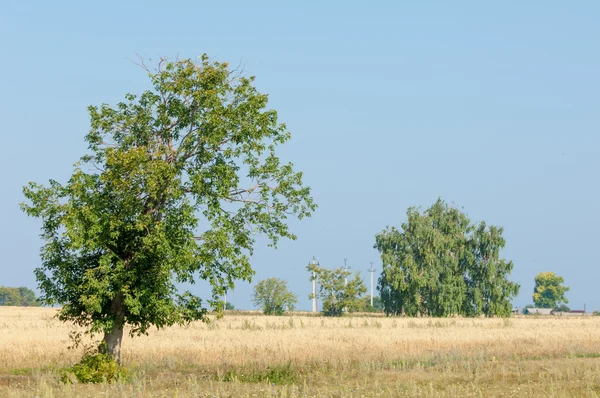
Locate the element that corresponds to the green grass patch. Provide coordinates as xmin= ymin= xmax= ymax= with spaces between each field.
xmin=217 ymin=362 xmax=298 ymax=385
xmin=9 ymin=368 xmax=33 ymax=376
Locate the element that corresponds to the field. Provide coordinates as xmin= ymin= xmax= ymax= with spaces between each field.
xmin=1 ymin=307 xmax=600 ymax=397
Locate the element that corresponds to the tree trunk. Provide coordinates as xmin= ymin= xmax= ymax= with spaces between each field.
xmin=99 ymin=294 xmax=125 ymax=365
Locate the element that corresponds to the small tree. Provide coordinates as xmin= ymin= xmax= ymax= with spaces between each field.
xmin=21 ymin=55 xmax=315 ymax=364
xmin=253 ymin=278 xmax=297 ymax=315
xmin=307 ymin=264 xmax=366 ymax=316
xmin=533 ymin=272 xmax=569 ymax=309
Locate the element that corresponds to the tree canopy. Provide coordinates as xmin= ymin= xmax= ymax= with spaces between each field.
xmin=252 ymin=277 xmax=297 ymax=315
xmin=532 ymin=272 xmax=569 ymax=309
xmin=307 ymin=263 xmax=367 ymax=316
xmin=0 ymin=286 xmax=40 ymax=307
xmin=21 ymin=55 xmax=315 ymax=363
xmin=357 ymin=296 xmax=384 ymax=313
xmin=375 ymin=199 xmax=519 ymax=317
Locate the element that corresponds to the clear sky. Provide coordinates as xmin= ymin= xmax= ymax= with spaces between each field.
xmin=1 ymin=1 xmax=598 ymax=311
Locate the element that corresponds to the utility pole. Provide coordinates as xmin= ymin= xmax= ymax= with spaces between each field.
xmin=342 ymin=258 xmax=351 ymax=313
xmin=342 ymin=258 xmax=350 ymax=286
xmin=310 ymin=257 xmax=319 ymax=313
xmin=368 ymin=262 xmax=375 ymax=307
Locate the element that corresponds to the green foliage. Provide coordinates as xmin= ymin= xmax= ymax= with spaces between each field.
xmin=372 ymin=296 xmax=384 ymax=311
xmin=219 ymin=362 xmax=297 ymax=385
xmin=357 ymin=296 xmax=385 ymax=313
xmin=252 ymin=277 xmax=297 ymax=315
xmin=533 ymin=272 xmax=569 ymax=309
xmin=61 ymin=350 xmax=128 ymax=384
xmin=0 ymin=286 xmax=40 ymax=306
xmin=554 ymin=304 xmax=570 ymax=312
xmin=307 ymin=264 xmax=367 ymax=316
xmin=375 ymin=199 xmax=519 ymax=318
xmin=225 ymin=302 xmax=235 ymax=310
xmin=20 ymin=55 xmax=315 ymax=360
xmin=0 ymin=287 xmax=20 ymax=306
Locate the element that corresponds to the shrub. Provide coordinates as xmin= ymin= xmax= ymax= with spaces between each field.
xmin=61 ymin=351 xmax=128 ymax=384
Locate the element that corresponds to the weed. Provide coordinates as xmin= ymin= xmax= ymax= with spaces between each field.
xmin=10 ymin=368 xmax=33 ymax=376
xmin=60 ymin=351 xmax=128 ymax=384
xmin=240 ymin=320 xmax=262 ymax=331
xmin=218 ymin=362 xmax=298 ymax=385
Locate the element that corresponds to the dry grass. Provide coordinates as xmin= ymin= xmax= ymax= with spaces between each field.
xmin=1 ymin=307 xmax=600 ymax=397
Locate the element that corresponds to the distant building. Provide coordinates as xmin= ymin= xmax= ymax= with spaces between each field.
xmin=553 ymin=310 xmax=587 ymax=316
xmin=524 ymin=308 xmax=553 ymax=315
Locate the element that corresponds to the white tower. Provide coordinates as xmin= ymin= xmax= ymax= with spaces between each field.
xmin=368 ymin=262 xmax=376 ymax=307
xmin=310 ymin=257 xmax=319 ymax=313
xmin=342 ymin=258 xmax=351 ymax=313
xmin=342 ymin=258 xmax=350 ymax=286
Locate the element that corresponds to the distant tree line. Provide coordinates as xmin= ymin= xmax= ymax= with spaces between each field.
xmin=251 ymin=199 xmax=522 ymax=318
xmin=0 ymin=286 xmax=40 ymax=306
xmin=252 ymin=273 xmax=382 ymax=316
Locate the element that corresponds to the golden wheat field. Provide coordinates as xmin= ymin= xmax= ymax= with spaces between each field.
xmin=1 ymin=307 xmax=600 ymax=397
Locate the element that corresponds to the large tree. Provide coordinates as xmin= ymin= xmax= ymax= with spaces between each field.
xmin=21 ymin=56 xmax=315 ymax=364
xmin=252 ymin=277 xmax=297 ymax=315
xmin=532 ymin=272 xmax=569 ymax=309
xmin=375 ymin=199 xmax=519 ymax=317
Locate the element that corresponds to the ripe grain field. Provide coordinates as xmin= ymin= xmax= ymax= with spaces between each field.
xmin=1 ymin=307 xmax=600 ymax=397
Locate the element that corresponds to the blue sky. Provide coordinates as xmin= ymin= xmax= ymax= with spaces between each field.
xmin=1 ymin=1 xmax=598 ymax=311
